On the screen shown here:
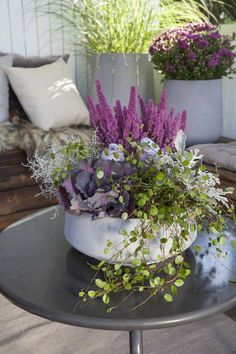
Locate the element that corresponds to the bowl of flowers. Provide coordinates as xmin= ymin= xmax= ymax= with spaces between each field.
xmin=29 ymin=81 xmax=234 ymax=309
xmin=149 ymin=22 xmax=236 ymax=145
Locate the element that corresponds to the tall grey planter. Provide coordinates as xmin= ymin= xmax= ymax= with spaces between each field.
xmin=163 ymin=79 xmax=223 ymax=146
xmin=88 ymin=53 xmax=154 ymax=107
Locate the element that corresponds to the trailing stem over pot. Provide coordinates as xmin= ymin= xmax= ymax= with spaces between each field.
xmin=28 ymin=81 xmax=235 ymax=312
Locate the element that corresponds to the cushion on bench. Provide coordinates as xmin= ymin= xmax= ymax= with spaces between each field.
xmin=0 ymin=116 xmax=92 ymax=158
xmin=190 ymin=143 xmax=236 ymax=173
xmin=190 ymin=142 xmax=236 ymax=205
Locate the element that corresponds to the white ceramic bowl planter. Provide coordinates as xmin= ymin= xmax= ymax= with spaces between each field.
xmin=64 ymin=212 xmax=197 ymax=265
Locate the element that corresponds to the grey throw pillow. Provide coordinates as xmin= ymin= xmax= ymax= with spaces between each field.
xmin=0 ymin=55 xmax=13 ymax=122
xmin=0 ymin=52 xmax=69 ymax=68
xmin=0 ymin=52 xmax=69 ymax=121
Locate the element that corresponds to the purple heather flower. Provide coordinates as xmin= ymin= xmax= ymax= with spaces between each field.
xmin=93 ymin=81 xmax=119 ymax=144
xmin=147 ymin=99 xmax=156 ymax=134
xmin=139 ymin=95 xmax=149 ymax=131
xmin=128 ymin=86 xmax=137 ymax=114
xmin=180 ymin=111 xmax=187 ymax=131
xmin=87 ymin=82 xmax=186 ymax=151
xmin=114 ymin=99 xmax=125 ymax=138
xmin=157 ymin=90 xmax=167 ymax=113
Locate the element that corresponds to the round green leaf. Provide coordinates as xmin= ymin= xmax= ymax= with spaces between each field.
xmin=193 ymin=245 xmax=202 ymax=252
xmin=175 ymin=279 xmax=184 ymax=287
xmin=88 ymin=290 xmax=96 ymax=298
xmin=175 ymin=255 xmax=184 ymax=265
xmin=121 ymin=212 xmax=128 ymax=220
xmin=164 ymin=294 xmax=173 ymax=302
xmin=96 ymin=170 xmax=104 ymax=179
xmin=95 ymin=279 xmax=105 ymax=289
xmin=150 ymin=206 xmax=158 ymax=216
xmin=102 ymin=294 xmax=110 ymax=304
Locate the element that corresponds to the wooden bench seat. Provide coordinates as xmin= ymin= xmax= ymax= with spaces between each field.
xmin=1 ymin=149 xmax=236 ymax=231
xmin=205 ymin=164 xmax=236 ymax=206
xmin=0 ymin=150 xmax=57 ymax=230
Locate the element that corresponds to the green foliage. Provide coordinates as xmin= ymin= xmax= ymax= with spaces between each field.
xmin=37 ymin=0 xmax=217 ymax=54
xmin=31 ymin=135 xmax=235 ymax=313
xmin=75 ymin=145 xmax=234 ymax=312
xmin=195 ymin=0 xmax=236 ymax=24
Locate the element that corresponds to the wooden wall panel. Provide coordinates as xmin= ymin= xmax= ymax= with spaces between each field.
xmin=0 ymin=0 xmax=88 ymax=99
xmin=0 ymin=2 xmax=235 ymax=136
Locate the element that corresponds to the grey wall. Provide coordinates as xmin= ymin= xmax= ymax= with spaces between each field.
xmin=0 ymin=0 xmax=88 ymax=99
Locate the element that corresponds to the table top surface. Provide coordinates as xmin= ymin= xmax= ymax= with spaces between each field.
xmin=0 ymin=207 xmax=236 ymax=331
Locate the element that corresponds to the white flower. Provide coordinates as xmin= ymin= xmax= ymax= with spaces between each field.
xmin=101 ymin=143 xmax=125 ymax=162
xmin=139 ymin=137 xmax=160 ymax=161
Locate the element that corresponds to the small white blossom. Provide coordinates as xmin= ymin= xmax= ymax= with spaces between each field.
xmin=101 ymin=143 xmax=124 ymax=162
xmin=140 ymin=137 xmax=160 ymax=161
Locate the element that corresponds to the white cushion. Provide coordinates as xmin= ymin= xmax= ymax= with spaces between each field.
xmin=0 ymin=55 xmax=13 ymax=122
xmin=4 ymin=58 xmax=90 ymax=130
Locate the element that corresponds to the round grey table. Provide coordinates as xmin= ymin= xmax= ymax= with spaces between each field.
xmin=0 ymin=207 xmax=236 ymax=354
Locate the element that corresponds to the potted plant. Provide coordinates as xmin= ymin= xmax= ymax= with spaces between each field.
xmin=149 ymin=22 xmax=236 ymax=146
xmin=39 ymin=0 xmax=217 ymax=106
xmin=29 ymin=81 xmax=234 ymax=311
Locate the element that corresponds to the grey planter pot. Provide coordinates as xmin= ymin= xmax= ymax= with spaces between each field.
xmin=64 ymin=212 xmax=197 ymax=265
xmin=88 ymin=53 xmax=154 ymax=106
xmin=163 ymin=79 xmax=223 ymax=146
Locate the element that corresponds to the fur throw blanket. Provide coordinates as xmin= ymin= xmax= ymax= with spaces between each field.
xmin=0 ymin=117 xmax=92 ymax=158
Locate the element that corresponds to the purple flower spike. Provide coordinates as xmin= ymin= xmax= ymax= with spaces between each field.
xmin=87 ymin=82 xmax=186 ymax=151
xmin=128 ymin=86 xmax=137 ymax=114
xmin=180 ymin=111 xmax=187 ymax=131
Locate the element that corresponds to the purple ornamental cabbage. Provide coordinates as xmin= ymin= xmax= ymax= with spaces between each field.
xmin=58 ymin=158 xmax=136 ymax=217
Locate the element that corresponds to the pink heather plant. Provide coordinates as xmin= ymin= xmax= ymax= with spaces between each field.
xmin=87 ymin=81 xmax=186 ymax=150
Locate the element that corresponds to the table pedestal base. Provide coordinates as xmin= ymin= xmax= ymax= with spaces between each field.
xmin=129 ymin=329 xmax=143 ymax=354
